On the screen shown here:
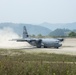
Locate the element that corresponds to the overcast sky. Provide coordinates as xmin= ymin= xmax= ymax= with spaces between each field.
xmin=0 ymin=0 xmax=76 ymax=24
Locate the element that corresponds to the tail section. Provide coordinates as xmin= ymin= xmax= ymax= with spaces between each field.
xmin=23 ymin=26 xmax=29 ymax=38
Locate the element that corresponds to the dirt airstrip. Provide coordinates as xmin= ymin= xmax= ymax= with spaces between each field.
xmin=0 ymin=38 xmax=76 ymax=56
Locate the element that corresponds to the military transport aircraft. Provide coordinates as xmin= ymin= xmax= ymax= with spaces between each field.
xmin=12 ymin=26 xmax=64 ymax=49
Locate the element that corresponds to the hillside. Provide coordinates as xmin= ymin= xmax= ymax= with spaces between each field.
xmin=0 ymin=22 xmax=76 ymax=37
xmin=0 ymin=23 xmax=51 ymax=36
xmin=40 ymin=22 xmax=76 ymax=30
xmin=49 ymin=29 xmax=71 ymax=36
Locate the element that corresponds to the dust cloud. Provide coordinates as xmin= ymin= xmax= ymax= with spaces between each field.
xmin=0 ymin=27 xmax=32 ymax=49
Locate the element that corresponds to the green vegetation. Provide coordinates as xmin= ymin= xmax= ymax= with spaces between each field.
xmin=0 ymin=49 xmax=76 ymax=75
xmin=69 ymin=32 xmax=76 ymax=37
xmin=37 ymin=34 xmax=43 ymax=38
xmin=49 ymin=29 xmax=65 ymax=37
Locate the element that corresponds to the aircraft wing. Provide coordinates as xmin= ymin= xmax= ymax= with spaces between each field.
xmin=11 ymin=38 xmax=42 ymax=48
xmin=11 ymin=38 xmax=39 ymax=42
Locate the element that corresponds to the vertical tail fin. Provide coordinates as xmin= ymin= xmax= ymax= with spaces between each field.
xmin=23 ymin=26 xmax=29 ymax=38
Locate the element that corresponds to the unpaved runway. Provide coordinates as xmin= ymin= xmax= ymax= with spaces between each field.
xmin=23 ymin=38 xmax=76 ymax=56
xmin=1 ymin=38 xmax=76 ymax=56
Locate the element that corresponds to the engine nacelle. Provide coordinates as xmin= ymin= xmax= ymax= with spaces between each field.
xmin=28 ymin=39 xmax=42 ymax=48
xmin=36 ymin=39 xmax=42 ymax=48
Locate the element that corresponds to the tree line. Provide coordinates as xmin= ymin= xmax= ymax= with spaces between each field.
xmin=30 ymin=31 xmax=76 ymax=38
xmin=68 ymin=32 xmax=76 ymax=37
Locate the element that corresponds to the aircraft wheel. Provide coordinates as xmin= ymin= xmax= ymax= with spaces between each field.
xmin=44 ymin=46 xmax=47 ymax=48
xmin=55 ymin=47 xmax=59 ymax=49
xmin=37 ymin=45 xmax=41 ymax=48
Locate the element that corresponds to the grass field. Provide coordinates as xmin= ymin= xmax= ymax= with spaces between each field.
xmin=0 ymin=49 xmax=76 ymax=75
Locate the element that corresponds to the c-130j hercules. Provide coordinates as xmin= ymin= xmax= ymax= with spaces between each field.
xmin=13 ymin=26 xmax=64 ymax=49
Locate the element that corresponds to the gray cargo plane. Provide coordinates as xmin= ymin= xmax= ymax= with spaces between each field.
xmin=13 ymin=26 xmax=63 ymax=48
